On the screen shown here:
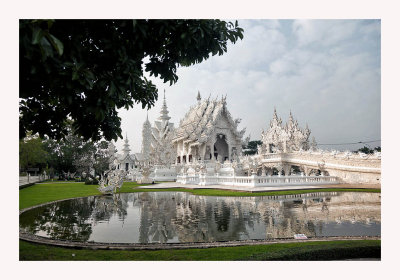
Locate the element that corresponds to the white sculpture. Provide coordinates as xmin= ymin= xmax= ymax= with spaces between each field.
xmin=98 ymin=160 xmax=127 ymax=194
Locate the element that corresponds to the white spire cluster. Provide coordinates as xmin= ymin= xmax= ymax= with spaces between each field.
xmin=261 ymin=108 xmax=311 ymax=153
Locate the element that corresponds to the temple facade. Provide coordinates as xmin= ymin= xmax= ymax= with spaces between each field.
xmin=172 ymin=92 xmax=247 ymax=164
xmin=107 ymin=135 xmax=138 ymax=172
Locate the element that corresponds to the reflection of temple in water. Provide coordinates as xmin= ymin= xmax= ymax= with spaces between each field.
xmin=133 ymin=192 xmax=380 ymax=243
xmin=92 ymin=194 xmax=129 ymax=224
xmin=20 ymin=191 xmax=381 ymax=243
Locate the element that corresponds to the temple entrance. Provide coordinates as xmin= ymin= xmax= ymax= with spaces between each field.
xmin=214 ymin=134 xmax=229 ymax=162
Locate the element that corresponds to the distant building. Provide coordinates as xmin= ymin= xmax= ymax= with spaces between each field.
xmin=138 ymin=91 xmax=176 ymax=167
xmin=107 ymin=135 xmax=138 ymax=171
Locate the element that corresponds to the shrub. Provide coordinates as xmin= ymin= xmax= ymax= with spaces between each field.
xmin=84 ymin=178 xmax=99 ymax=185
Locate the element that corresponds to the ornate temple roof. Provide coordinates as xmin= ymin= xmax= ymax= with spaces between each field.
xmin=261 ymin=108 xmax=311 ymax=152
xmin=115 ymin=134 xmax=137 ymax=163
xmin=172 ymin=93 xmax=246 ymax=145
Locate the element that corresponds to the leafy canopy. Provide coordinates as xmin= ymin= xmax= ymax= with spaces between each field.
xmin=20 ymin=19 xmax=244 ymax=141
xmin=243 ymin=140 xmax=262 ymax=155
xmin=19 ymin=133 xmax=48 ymax=171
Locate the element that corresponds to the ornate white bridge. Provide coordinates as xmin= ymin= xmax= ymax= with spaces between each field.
xmin=255 ymin=150 xmax=381 ymax=184
xmin=175 ymin=149 xmax=380 ymax=188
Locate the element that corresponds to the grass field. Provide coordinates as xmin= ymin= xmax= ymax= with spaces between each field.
xmin=19 ymin=239 xmax=380 ymax=261
xmin=19 ymin=182 xmax=381 ymax=260
xmin=19 ymin=181 xmax=380 ymax=210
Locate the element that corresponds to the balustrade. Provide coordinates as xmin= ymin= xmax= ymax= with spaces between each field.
xmin=177 ymin=173 xmax=338 ymax=187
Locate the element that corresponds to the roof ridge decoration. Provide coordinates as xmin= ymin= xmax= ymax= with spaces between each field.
xmin=262 ymin=108 xmax=311 ymax=153
xmin=173 ymin=92 xmax=247 ymax=146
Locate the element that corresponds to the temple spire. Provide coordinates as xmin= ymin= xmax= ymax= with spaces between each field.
xmin=141 ymin=114 xmax=152 ymax=161
xmin=122 ymin=133 xmax=131 ymax=155
xmin=158 ymin=89 xmax=171 ymax=121
xmin=287 ymin=110 xmax=294 ymax=129
xmin=197 ymin=91 xmax=201 ymax=104
xmin=271 ymin=106 xmax=281 ymax=127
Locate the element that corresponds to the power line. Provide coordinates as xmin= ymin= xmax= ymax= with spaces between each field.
xmin=317 ymin=140 xmax=381 ymax=146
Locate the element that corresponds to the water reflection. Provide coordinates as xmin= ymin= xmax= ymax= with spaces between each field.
xmin=19 ymin=192 xmax=381 ymax=243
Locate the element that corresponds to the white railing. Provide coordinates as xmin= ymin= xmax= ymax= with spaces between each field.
xmin=176 ymin=175 xmax=200 ymax=185
xmin=19 ymin=175 xmax=49 ymax=186
xmin=177 ymin=174 xmax=339 ymax=187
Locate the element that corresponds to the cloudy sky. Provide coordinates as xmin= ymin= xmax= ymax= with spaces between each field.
xmin=116 ymin=19 xmax=381 ymax=153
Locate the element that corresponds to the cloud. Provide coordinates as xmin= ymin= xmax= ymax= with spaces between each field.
xmin=292 ymin=19 xmax=360 ymax=47
xmin=116 ymin=19 xmax=380 ymax=153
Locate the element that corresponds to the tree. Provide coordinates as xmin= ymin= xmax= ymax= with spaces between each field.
xmin=20 ymin=19 xmax=244 ymax=141
xmin=19 ymin=133 xmax=48 ymax=172
xmin=44 ymin=134 xmax=81 ymax=175
xmin=243 ymin=140 xmax=262 ymax=155
xmin=356 ymin=146 xmax=381 ymax=154
xmin=93 ymin=141 xmax=111 ymax=176
xmin=44 ymin=128 xmax=111 ymax=179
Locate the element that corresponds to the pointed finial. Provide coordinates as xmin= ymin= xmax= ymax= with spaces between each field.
xmin=197 ymin=90 xmax=201 ymax=103
xmin=158 ymin=89 xmax=170 ymax=121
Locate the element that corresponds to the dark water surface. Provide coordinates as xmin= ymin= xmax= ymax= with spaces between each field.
xmin=19 ymin=192 xmax=381 ymax=244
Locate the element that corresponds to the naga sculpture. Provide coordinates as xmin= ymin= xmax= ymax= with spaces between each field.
xmin=98 ymin=159 xmax=127 ymax=194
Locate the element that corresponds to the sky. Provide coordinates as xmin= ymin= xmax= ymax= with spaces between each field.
xmin=115 ymin=19 xmax=381 ymax=153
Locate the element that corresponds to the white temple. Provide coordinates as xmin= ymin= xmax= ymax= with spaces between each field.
xmin=107 ymin=135 xmax=137 ymax=171
xmin=108 ymin=91 xmax=381 ymax=186
xmin=172 ymin=92 xmax=247 ymax=164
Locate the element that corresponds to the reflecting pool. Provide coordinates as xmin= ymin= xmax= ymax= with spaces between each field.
xmin=19 ymin=192 xmax=380 ymax=243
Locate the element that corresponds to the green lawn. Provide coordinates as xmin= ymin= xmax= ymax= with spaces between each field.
xmin=19 ymin=240 xmax=380 ymax=261
xmin=19 ymin=182 xmax=147 ymax=209
xmin=20 ymin=182 xmax=380 ymax=210
xmin=19 ymin=182 xmax=381 ymax=260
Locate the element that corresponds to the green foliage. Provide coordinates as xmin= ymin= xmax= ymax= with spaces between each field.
xmin=43 ymin=133 xmax=92 ymax=175
xmin=43 ymin=126 xmax=111 ymax=177
xmin=19 ymin=19 xmax=244 ymax=141
xmin=243 ymin=140 xmax=262 ymax=155
xmin=356 ymin=146 xmax=381 ymax=154
xmin=93 ymin=141 xmax=110 ymax=176
xmin=84 ymin=178 xmax=99 ymax=185
xmin=19 ymin=133 xmax=48 ymax=171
